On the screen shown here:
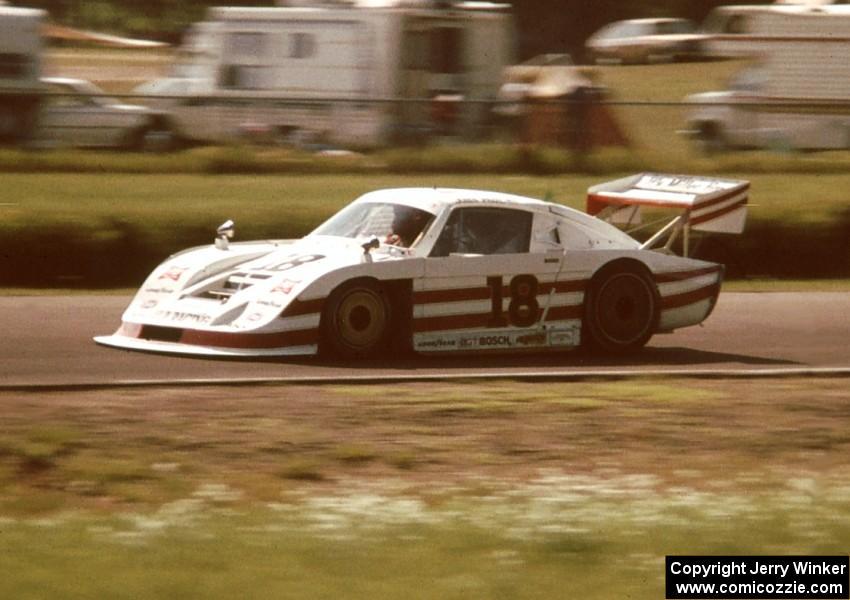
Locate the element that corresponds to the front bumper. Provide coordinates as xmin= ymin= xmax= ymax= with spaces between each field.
xmin=94 ymin=324 xmax=318 ymax=358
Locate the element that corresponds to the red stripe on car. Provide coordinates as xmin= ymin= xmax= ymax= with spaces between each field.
xmin=413 ymin=279 xmax=586 ymax=305
xmin=660 ymin=283 xmax=720 ymax=310
xmin=179 ymin=328 xmax=320 ymax=349
xmin=125 ymin=323 xmax=319 ymax=349
xmin=654 ymin=265 xmax=722 ymax=284
xmin=412 ymin=304 xmax=582 ymax=333
xmin=588 ymin=184 xmax=747 ymax=213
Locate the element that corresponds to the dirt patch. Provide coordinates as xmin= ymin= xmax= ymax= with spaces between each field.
xmin=1 ymin=378 xmax=849 ymax=515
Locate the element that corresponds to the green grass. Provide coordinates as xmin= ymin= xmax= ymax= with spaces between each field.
xmin=0 ymin=477 xmax=848 ymax=599
xmin=329 ymin=380 xmax=723 ymax=413
xmin=2 ymin=171 xmax=849 ymax=285
xmin=0 ymin=172 xmax=598 ymax=243
xmin=1 ymin=378 xmax=850 ymax=598
xmin=0 ymin=425 xmax=84 ymax=473
xmin=1 ymin=378 xmax=847 ymax=517
xmin=592 ymin=60 xmax=745 ymax=103
xmin=3 ymin=143 xmax=850 ymax=178
xmin=4 ymin=171 xmax=850 ymax=232
xmin=2 ymin=171 xmax=848 ymax=246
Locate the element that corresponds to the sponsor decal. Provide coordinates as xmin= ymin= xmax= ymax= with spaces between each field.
xmin=548 ymin=324 xmax=581 ymax=347
xmin=143 ymin=286 xmax=177 ymax=295
xmin=516 ymin=332 xmax=547 ymax=347
xmin=416 ymin=337 xmax=459 ymax=350
xmin=477 ymin=334 xmax=514 ymax=348
xmin=158 ymin=266 xmax=188 ymax=282
xmin=271 ymin=279 xmax=300 ymax=295
xmin=256 ymin=299 xmax=284 ymax=309
xmin=156 ymin=310 xmax=211 ymax=325
xmin=638 ymin=174 xmax=738 ymax=195
xmin=417 ymin=327 xmax=577 ymax=352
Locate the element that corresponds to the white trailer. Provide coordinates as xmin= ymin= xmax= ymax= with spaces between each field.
xmin=700 ymin=2 xmax=850 ymax=58
xmin=685 ymin=7 xmax=850 ymax=151
xmin=0 ymin=5 xmax=44 ymax=144
xmin=137 ymin=0 xmax=515 ymax=147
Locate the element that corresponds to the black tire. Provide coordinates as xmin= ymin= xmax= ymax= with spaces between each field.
xmin=583 ymin=262 xmax=659 ymax=354
xmin=320 ymin=280 xmax=391 ymax=359
xmin=0 ymin=98 xmax=39 ymax=145
xmin=696 ymin=122 xmax=726 ymax=155
xmin=141 ymin=127 xmax=176 ymax=152
xmin=127 ymin=119 xmax=176 ymax=152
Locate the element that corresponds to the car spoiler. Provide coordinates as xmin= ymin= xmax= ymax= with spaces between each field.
xmin=586 ymin=173 xmax=749 ymax=257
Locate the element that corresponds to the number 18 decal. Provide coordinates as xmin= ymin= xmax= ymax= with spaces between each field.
xmin=486 ymin=274 xmax=540 ymax=328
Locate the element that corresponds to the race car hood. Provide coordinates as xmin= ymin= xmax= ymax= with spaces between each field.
xmin=119 ymin=235 xmax=403 ymax=333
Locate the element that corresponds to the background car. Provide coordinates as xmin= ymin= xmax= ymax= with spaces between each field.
xmin=585 ymin=18 xmax=705 ymax=64
xmin=36 ymin=77 xmax=176 ymax=150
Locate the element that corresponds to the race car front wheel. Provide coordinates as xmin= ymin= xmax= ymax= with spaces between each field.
xmin=321 ymin=280 xmax=391 ymax=359
xmin=583 ymin=262 xmax=658 ymax=354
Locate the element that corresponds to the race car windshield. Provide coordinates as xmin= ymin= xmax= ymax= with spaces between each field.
xmin=311 ymin=202 xmax=435 ymax=248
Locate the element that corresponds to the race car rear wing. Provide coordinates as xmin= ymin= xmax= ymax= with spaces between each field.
xmin=586 ymin=173 xmax=749 ymax=257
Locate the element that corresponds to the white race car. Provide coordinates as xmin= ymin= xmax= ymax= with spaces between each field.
xmin=95 ymin=173 xmax=749 ymax=358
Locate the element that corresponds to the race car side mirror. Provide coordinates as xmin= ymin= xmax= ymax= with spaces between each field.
xmin=215 ymin=219 xmax=235 ymax=250
xmin=361 ymin=236 xmax=380 ymax=263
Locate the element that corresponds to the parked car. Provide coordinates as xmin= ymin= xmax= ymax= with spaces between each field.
xmin=95 ymin=174 xmax=749 ymax=359
xmin=683 ymin=32 xmax=850 ymax=153
xmin=36 ymin=77 xmax=175 ymax=150
xmin=585 ymin=18 xmax=704 ymax=64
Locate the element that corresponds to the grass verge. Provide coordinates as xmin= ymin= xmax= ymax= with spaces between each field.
xmin=1 ymin=377 xmax=849 ymax=598
xmin=2 ymin=144 xmax=850 ymax=177
xmin=1 ymin=172 xmax=849 ymax=286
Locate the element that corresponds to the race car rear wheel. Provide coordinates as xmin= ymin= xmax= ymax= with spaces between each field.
xmin=583 ymin=262 xmax=658 ymax=354
xmin=321 ymin=280 xmax=391 ymax=359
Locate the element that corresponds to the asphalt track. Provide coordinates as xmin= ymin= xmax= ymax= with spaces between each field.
xmin=2 ymin=292 xmax=849 ymax=388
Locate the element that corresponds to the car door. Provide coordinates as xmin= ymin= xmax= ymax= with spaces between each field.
xmin=39 ymin=82 xmax=88 ymax=146
xmin=66 ymin=88 xmax=130 ymax=147
xmin=41 ymin=81 xmax=136 ymax=147
xmin=413 ymin=205 xmax=576 ymax=352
